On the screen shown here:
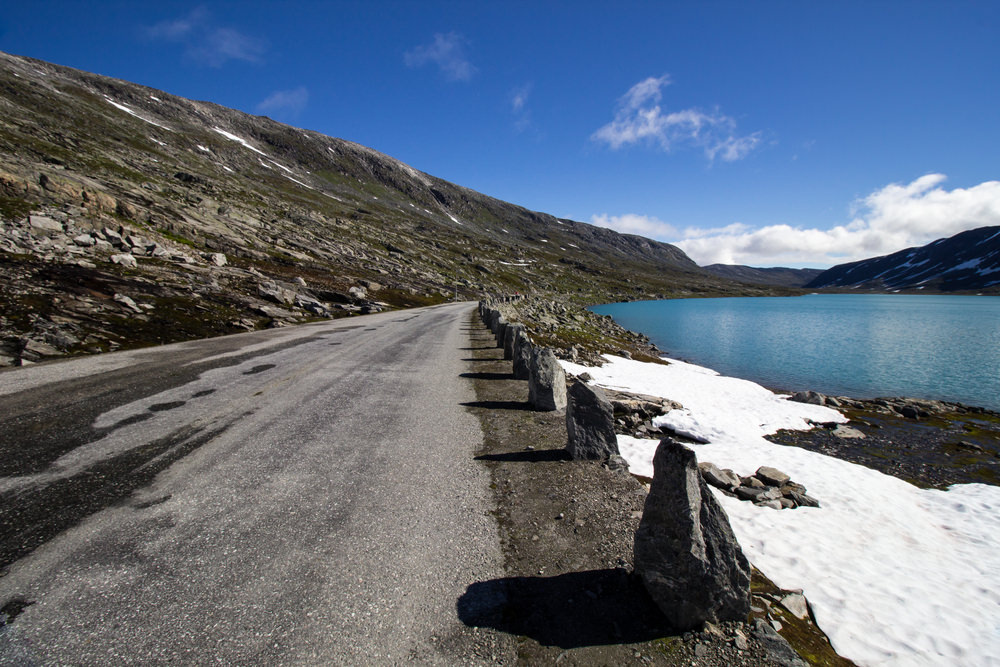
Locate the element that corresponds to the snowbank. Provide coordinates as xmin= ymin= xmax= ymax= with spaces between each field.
xmin=560 ymin=355 xmax=1000 ymax=667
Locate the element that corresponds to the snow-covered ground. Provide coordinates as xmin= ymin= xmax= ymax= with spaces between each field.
xmin=560 ymin=355 xmax=1000 ymax=667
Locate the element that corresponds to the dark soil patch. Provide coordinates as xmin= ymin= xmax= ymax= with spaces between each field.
xmin=767 ymin=406 xmax=1000 ymax=490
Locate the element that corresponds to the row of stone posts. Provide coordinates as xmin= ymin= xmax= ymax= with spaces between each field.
xmin=478 ymin=297 xmax=566 ymax=411
xmin=475 ymin=296 xmax=754 ymax=633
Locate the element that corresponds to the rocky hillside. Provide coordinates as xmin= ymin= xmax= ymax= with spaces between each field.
xmin=807 ymin=226 xmax=1000 ymax=293
xmin=702 ymin=264 xmax=823 ymax=288
xmin=0 ymin=51 xmax=789 ymax=367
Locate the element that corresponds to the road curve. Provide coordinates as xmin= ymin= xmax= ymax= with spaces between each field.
xmin=0 ymin=302 xmax=509 ymax=664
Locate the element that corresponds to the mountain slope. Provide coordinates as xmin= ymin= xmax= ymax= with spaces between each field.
xmin=0 ymin=51 xmax=783 ymax=365
xmin=702 ymin=264 xmax=823 ymax=288
xmin=807 ymin=226 xmax=1000 ymax=292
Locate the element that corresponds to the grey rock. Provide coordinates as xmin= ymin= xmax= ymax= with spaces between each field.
xmin=832 ymin=424 xmax=865 ymax=439
xmin=751 ymin=619 xmax=809 ymax=667
xmin=258 ymin=280 xmax=297 ymax=305
xmin=755 ymin=499 xmax=783 ymax=510
xmin=113 ymin=293 xmax=143 ymax=313
xmin=566 ymin=381 xmax=619 ymax=460
xmin=780 ymin=481 xmax=807 ymax=496
xmin=72 ymin=233 xmax=96 ymax=247
xmin=512 ymin=330 xmax=532 ymax=381
xmin=781 ymin=592 xmax=810 ymax=620
xmin=502 ymin=323 xmax=524 ymax=361
xmin=735 ymin=486 xmax=781 ymax=502
xmin=348 ymin=285 xmax=367 ymax=300
xmin=787 ymin=490 xmax=820 ymax=508
xmin=634 ymin=439 xmax=751 ymax=631
xmin=741 ymin=476 xmax=766 ymax=489
xmin=203 ymin=252 xmax=227 ymax=266
xmin=755 ymin=466 xmax=791 ymax=486
xmin=790 ymin=390 xmax=825 ymax=405
xmin=110 ymin=253 xmax=137 ymax=268
xmin=528 ymin=347 xmax=567 ymax=411
xmin=28 ymin=215 xmax=62 ymax=232
xmin=699 ymin=462 xmax=741 ymax=490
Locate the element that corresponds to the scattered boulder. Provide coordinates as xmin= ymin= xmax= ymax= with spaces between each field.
xmin=203 ymin=252 xmax=227 ymax=266
xmin=755 ymin=466 xmax=790 ymax=487
xmin=528 ymin=347 xmax=567 ymax=411
xmin=258 ymin=280 xmax=297 ymax=305
xmin=565 ymin=381 xmax=619 ymax=460
xmin=113 ymin=293 xmax=143 ymax=314
xmin=789 ymin=390 xmax=826 ymax=406
xmin=28 ymin=215 xmax=62 ymax=232
xmin=634 ymin=439 xmax=751 ymax=630
xmin=698 ymin=462 xmax=741 ymax=491
xmin=110 ymin=253 xmax=137 ymax=268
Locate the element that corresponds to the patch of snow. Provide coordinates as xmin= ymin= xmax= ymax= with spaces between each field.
xmin=946 ymin=258 xmax=982 ymax=273
xmin=568 ymin=243 xmax=579 ymax=248
xmin=258 ymin=160 xmax=272 ymax=170
xmin=539 ymin=239 xmax=549 ymax=243
xmin=104 ymin=96 xmax=170 ymax=130
xmin=499 ymin=261 xmax=530 ymax=267
xmin=196 ymin=145 xmax=211 ymax=153
xmin=323 ymin=193 xmax=344 ymax=202
xmin=149 ymin=137 xmax=167 ymax=147
xmin=283 ymin=174 xmax=313 ymax=189
xmin=981 ymin=229 xmax=1000 ymax=245
xmin=212 ymin=127 xmax=267 ymax=156
xmin=559 ymin=355 xmax=1000 ymax=667
xmin=446 ymin=212 xmax=463 ymax=225
xmin=149 ymin=95 xmax=161 ymax=102
xmin=221 ymin=165 xmax=233 ymax=173
xmin=501 ymin=229 xmax=509 ymax=234
xmin=267 ymin=160 xmax=294 ymax=174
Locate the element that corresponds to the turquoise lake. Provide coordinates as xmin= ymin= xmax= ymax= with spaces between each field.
xmin=591 ymin=294 xmax=1000 ymax=411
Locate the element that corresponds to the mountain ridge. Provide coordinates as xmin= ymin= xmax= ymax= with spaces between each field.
xmin=701 ymin=264 xmax=823 ymax=288
xmin=0 ymin=50 xmax=788 ymax=366
xmin=807 ymin=226 xmax=1000 ymax=293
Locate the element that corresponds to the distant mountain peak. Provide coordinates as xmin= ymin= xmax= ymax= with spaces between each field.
xmin=807 ymin=226 xmax=1000 ymax=293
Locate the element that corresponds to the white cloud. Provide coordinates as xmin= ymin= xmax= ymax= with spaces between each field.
xmin=404 ymin=32 xmax=476 ymax=82
xmin=510 ymin=83 xmax=532 ymax=133
xmin=590 ymin=213 xmax=679 ymax=239
xmin=591 ymin=75 xmax=760 ymax=162
xmin=257 ymin=86 xmax=309 ymax=116
xmin=667 ymin=175 xmax=1000 ymax=267
xmin=144 ymin=8 xmax=265 ymax=67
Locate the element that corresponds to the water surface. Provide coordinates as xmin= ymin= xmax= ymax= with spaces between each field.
xmin=591 ymin=294 xmax=1000 ymax=411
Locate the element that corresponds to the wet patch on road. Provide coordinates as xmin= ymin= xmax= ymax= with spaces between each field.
xmin=149 ymin=401 xmax=186 ymax=412
xmin=243 ymin=364 xmax=276 ymax=375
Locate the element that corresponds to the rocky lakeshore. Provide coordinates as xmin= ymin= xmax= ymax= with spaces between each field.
xmin=476 ymin=295 xmax=1000 ymax=666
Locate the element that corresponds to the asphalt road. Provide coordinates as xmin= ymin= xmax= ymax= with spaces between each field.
xmin=0 ymin=302 xmax=510 ymax=665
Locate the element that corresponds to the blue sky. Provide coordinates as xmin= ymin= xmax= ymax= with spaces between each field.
xmin=2 ymin=1 xmax=998 ymax=268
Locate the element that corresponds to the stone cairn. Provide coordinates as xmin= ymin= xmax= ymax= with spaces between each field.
xmin=699 ymin=463 xmax=820 ymax=510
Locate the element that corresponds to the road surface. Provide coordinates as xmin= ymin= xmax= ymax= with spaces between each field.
xmin=0 ymin=302 xmax=509 ymax=664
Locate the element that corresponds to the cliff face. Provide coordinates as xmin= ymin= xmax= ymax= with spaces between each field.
xmin=1 ymin=51 xmax=772 ymax=365
xmin=807 ymin=226 xmax=1000 ymax=293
